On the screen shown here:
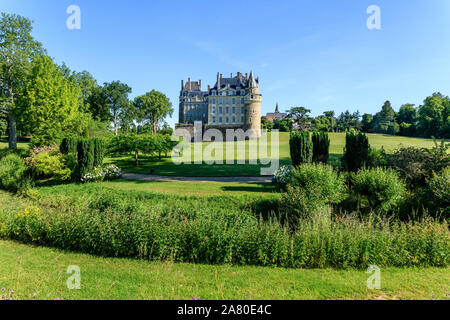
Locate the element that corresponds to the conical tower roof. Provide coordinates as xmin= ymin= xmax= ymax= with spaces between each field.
xmin=248 ymin=71 xmax=258 ymax=88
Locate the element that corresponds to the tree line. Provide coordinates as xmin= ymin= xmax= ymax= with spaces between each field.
xmin=0 ymin=13 xmax=174 ymax=149
xmin=263 ymin=97 xmax=450 ymax=139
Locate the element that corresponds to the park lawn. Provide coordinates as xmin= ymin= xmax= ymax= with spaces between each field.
xmin=109 ymin=132 xmax=446 ymax=177
xmin=101 ymin=180 xmax=277 ymax=196
xmin=0 ymin=240 xmax=448 ymax=300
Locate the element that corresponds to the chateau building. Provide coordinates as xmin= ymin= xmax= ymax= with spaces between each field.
xmin=177 ymin=72 xmax=262 ymax=138
xmin=266 ymin=103 xmax=287 ymax=121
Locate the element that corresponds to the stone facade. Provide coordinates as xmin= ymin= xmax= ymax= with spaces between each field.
xmin=177 ymin=72 xmax=262 ymax=140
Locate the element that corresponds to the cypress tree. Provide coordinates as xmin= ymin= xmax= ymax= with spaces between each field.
xmin=289 ymin=131 xmax=313 ymax=166
xmin=77 ymin=139 xmax=95 ymax=180
xmin=92 ymin=138 xmax=105 ymax=167
xmin=342 ymin=130 xmax=371 ymax=172
xmin=60 ymin=137 xmax=78 ymax=155
xmin=312 ymin=131 xmax=330 ymax=164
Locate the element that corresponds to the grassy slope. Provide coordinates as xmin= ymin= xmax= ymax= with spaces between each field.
xmin=1 ymin=240 xmax=448 ymax=300
xmin=110 ymin=133 xmax=445 ymax=177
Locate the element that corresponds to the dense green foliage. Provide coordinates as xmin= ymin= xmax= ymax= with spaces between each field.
xmin=426 ymin=167 xmax=450 ymax=216
xmin=281 ymin=163 xmax=346 ymax=220
xmin=92 ymin=138 xmax=105 ymax=167
xmin=77 ymin=139 xmax=94 ymax=180
xmin=59 ymin=137 xmax=79 ymax=155
xmin=342 ymin=130 xmax=371 ymax=172
xmin=0 ymin=154 xmax=28 ymax=192
xmin=312 ymin=131 xmax=330 ymax=164
xmin=24 ymin=147 xmax=71 ymax=181
xmin=16 ymin=56 xmax=90 ymax=147
xmin=0 ymin=184 xmax=448 ymax=269
xmin=352 ymin=168 xmax=406 ymax=212
xmin=289 ymin=131 xmax=312 ymax=166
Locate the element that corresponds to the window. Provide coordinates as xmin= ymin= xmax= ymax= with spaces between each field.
xmin=232 ymin=116 xmax=236 ymax=123
xmin=232 ymin=107 xmax=236 ymax=114
xmin=241 ymin=98 xmax=245 ymax=104
xmin=219 ymin=117 xmax=222 ymax=123
xmin=219 ymin=98 xmax=223 ymax=104
xmin=241 ymin=116 xmax=244 ymax=123
xmin=226 ymin=117 xmax=229 ymax=124
xmin=212 ymin=117 xmax=216 ymax=123
xmin=225 ymin=98 xmax=229 ymax=105
xmin=212 ymin=107 xmax=216 ymax=114
xmin=241 ymin=107 xmax=245 ymax=114
xmin=226 ymin=107 xmax=229 ymax=114
xmin=219 ymin=107 xmax=223 ymax=114
xmin=212 ymin=98 xmax=216 ymax=105
xmin=232 ymin=98 xmax=236 ymax=105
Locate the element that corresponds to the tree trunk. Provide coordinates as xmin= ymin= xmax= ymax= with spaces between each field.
xmin=114 ymin=111 xmax=118 ymax=136
xmin=135 ymin=151 xmax=139 ymax=166
xmin=8 ymin=91 xmax=17 ymax=149
xmin=8 ymin=112 xmax=17 ymax=150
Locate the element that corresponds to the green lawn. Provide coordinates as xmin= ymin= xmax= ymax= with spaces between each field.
xmin=1 ymin=240 xmax=448 ymax=300
xmin=102 ymin=180 xmax=277 ymax=196
xmin=108 ymin=132 xmax=446 ymax=177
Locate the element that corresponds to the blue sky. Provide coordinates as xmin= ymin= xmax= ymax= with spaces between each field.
xmin=2 ymin=0 xmax=450 ymax=127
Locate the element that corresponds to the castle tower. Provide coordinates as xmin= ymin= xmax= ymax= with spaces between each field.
xmin=244 ymin=72 xmax=262 ymax=138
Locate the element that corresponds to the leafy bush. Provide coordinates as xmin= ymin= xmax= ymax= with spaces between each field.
xmin=289 ymin=131 xmax=312 ymax=166
xmin=25 ymin=148 xmax=72 ymax=181
xmin=312 ymin=131 xmax=330 ymax=164
xmin=92 ymin=138 xmax=105 ymax=167
xmin=0 ymin=184 xmax=448 ymax=269
xmin=103 ymin=165 xmax=122 ymax=181
xmin=352 ymin=167 xmax=406 ymax=212
xmin=426 ymin=167 xmax=450 ymax=215
xmin=281 ymin=163 xmax=346 ymax=220
xmin=342 ymin=130 xmax=371 ymax=172
xmin=389 ymin=141 xmax=449 ymax=189
xmin=0 ymin=154 xmax=28 ymax=193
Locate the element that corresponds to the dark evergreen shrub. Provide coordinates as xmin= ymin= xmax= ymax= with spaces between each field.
xmin=290 ymin=131 xmax=312 ymax=166
xmin=60 ymin=137 xmax=79 ymax=155
xmin=92 ymin=138 xmax=105 ymax=167
xmin=342 ymin=130 xmax=371 ymax=172
xmin=77 ymin=139 xmax=95 ymax=180
xmin=312 ymin=131 xmax=330 ymax=164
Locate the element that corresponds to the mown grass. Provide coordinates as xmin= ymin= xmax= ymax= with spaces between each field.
xmin=0 ymin=240 xmax=448 ymax=300
xmin=108 ymin=133 xmax=446 ymax=177
xmin=101 ymin=180 xmax=277 ymax=196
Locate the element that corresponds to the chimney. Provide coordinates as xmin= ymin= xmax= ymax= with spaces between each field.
xmin=245 ymin=73 xmax=248 ymax=81
xmin=208 ymin=85 xmax=211 ymax=91
xmin=230 ymin=73 xmax=233 ymax=78
xmin=181 ymin=80 xmax=184 ymax=90
xmin=217 ymin=72 xmax=221 ymax=89
xmin=199 ymin=80 xmax=202 ymax=90
xmin=188 ymin=78 xmax=191 ymax=90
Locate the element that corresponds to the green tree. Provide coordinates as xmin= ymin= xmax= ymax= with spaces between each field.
xmin=372 ymin=101 xmax=399 ymax=135
xmin=361 ymin=114 xmax=373 ymax=133
xmin=287 ymin=107 xmax=311 ymax=131
xmin=417 ymin=93 xmax=450 ymax=138
xmin=0 ymin=13 xmax=43 ymax=149
xmin=134 ymin=90 xmax=173 ymax=134
xmin=16 ymin=56 xmax=90 ymax=147
xmin=103 ymin=81 xmax=132 ymax=136
xmin=323 ymin=111 xmax=336 ymax=132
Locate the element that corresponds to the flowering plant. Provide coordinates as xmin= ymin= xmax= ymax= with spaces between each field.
xmin=274 ymin=165 xmax=293 ymax=186
xmin=81 ymin=165 xmax=122 ymax=183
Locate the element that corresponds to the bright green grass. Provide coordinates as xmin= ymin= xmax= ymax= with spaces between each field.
xmin=109 ymin=132 xmax=446 ymax=177
xmin=101 ymin=180 xmax=277 ymax=196
xmin=0 ymin=240 xmax=448 ymax=300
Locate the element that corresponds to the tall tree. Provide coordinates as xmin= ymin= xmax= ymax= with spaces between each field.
xmin=287 ymin=107 xmax=311 ymax=131
xmin=417 ymin=93 xmax=450 ymax=138
xmin=102 ymin=81 xmax=132 ymax=135
xmin=0 ymin=13 xmax=43 ymax=149
xmin=16 ymin=55 xmax=90 ymax=147
xmin=323 ymin=111 xmax=336 ymax=132
xmin=372 ymin=101 xmax=399 ymax=135
xmin=134 ymin=90 xmax=173 ymax=134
